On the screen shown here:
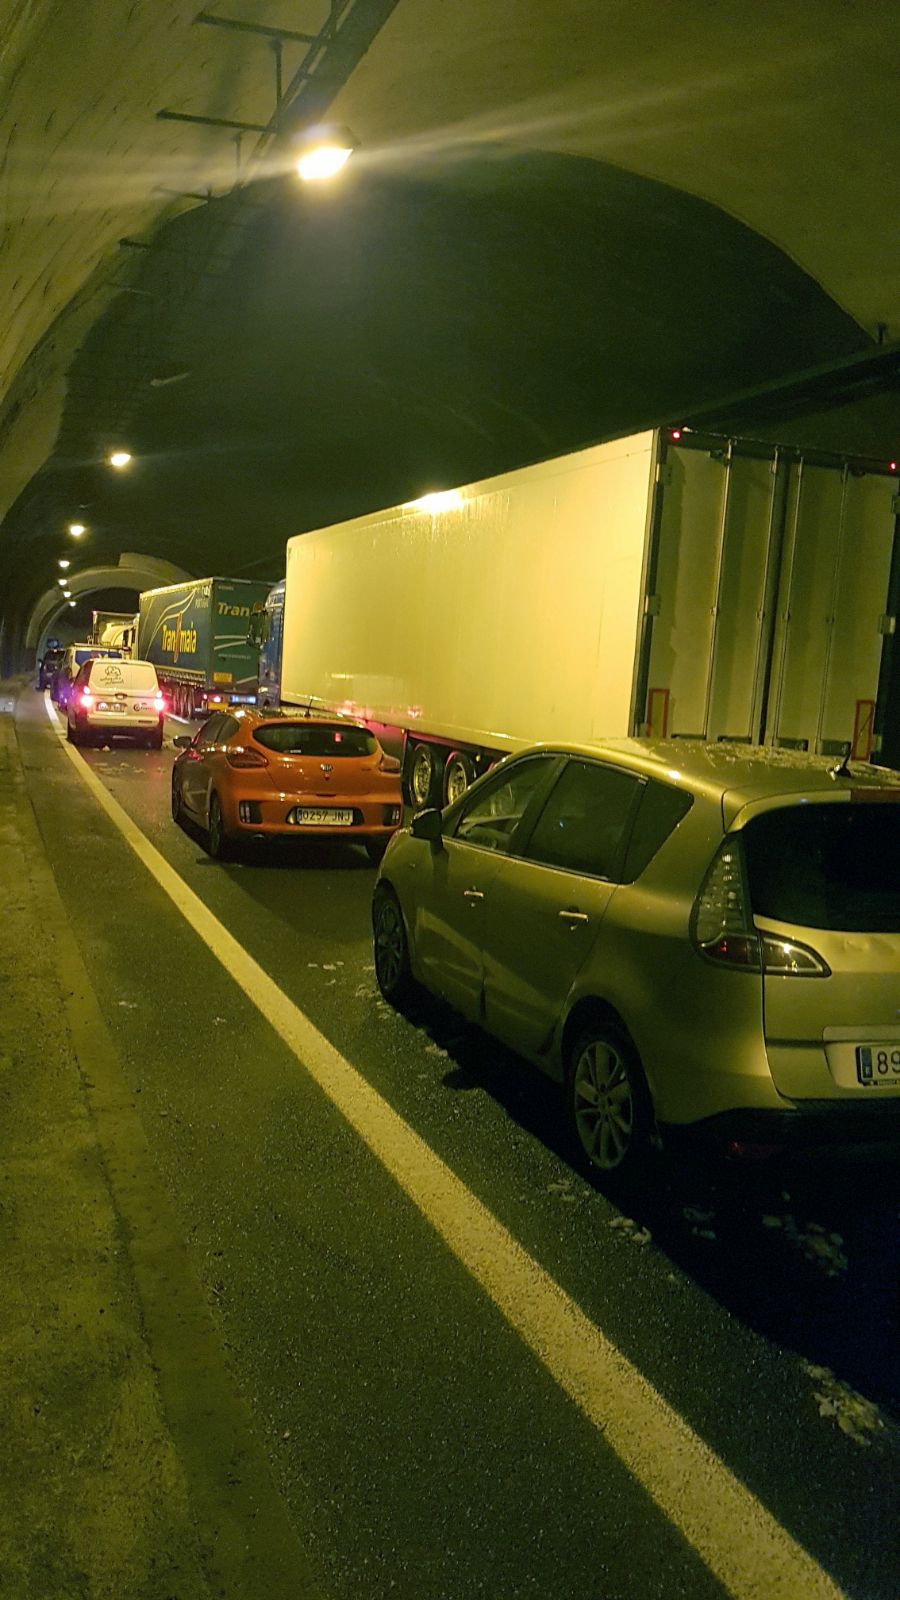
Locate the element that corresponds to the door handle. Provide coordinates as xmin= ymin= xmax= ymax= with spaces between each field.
xmin=558 ymin=908 xmax=589 ymax=925
xmin=463 ymin=888 xmax=485 ymax=902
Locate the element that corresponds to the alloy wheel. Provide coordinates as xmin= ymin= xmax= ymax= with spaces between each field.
xmin=572 ymin=1037 xmax=636 ymax=1171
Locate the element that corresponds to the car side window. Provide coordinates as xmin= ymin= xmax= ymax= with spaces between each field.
xmin=195 ymin=715 xmax=225 ymax=748
xmin=621 ymin=780 xmax=693 ymax=881
xmin=218 ymin=716 xmax=241 ymax=741
xmin=452 ymin=757 xmax=556 ymax=854
xmin=521 ymin=760 xmax=642 ymax=881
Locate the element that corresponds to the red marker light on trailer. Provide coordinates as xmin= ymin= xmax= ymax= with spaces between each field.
xmin=670 ymin=428 xmax=682 ymax=442
xmin=890 ymin=461 xmax=897 ymax=473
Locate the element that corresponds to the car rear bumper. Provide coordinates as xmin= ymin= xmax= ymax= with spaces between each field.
xmin=225 ymin=792 xmax=402 ymax=839
xmin=82 ymin=712 xmax=161 ymax=730
xmin=662 ymin=1097 xmax=900 ymax=1160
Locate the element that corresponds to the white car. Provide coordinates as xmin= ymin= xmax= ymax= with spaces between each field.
xmin=66 ymin=657 xmax=167 ymax=748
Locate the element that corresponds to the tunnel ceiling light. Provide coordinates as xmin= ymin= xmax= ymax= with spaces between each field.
xmin=68 ymin=521 xmax=86 ymax=537
xmin=294 ymin=124 xmax=356 ymax=182
xmin=57 ymin=577 xmax=68 ymax=587
xmin=108 ymin=450 xmax=132 ymax=470
xmin=62 ymin=590 xmax=72 ymax=599
xmin=58 ymin=558 xmax=70 ymax=569
xmin=68 ymin=599 xmax=77 ymax=607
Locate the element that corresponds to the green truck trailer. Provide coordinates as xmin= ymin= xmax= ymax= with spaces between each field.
xmin=136 ymin=576 xmax=273 ymax=718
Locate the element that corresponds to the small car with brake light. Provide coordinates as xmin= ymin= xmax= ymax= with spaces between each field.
xmin=66 ymin=658 xmax=167 ymax=747
xmin=171 ymin=709 xmax=403 ymax=862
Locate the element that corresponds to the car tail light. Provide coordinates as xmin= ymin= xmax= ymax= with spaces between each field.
xmin=153 ymin=695 xmax=166 ymax=712
xmin=691 ymin=839 xmax=828 ymax=975
xmin=226 ymin=747 xmax=268 ymax=769
xmin=80 ymin=692 xmax=94 ymax=708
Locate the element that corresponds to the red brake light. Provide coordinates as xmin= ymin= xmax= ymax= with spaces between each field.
xmin=226 ymin=747 xmax=268 ymax=768
xmin=80 ymin=692 xmax=94 ymax=708
xmin=153 ymin=696 xmax=166 ymax=712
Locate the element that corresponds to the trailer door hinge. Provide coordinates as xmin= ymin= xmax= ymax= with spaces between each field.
xmin=878 ymin=614 xmax=897 ymax=635
xmin=892 ymin=493 xmax=900 ymax=516
xmin=656 ymin=463 xmax=672 ymax=486
xmin=644 ymin=594 xmax=661 ymax=617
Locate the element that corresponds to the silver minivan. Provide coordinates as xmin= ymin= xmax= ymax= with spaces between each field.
xmin=373 ymin=740 xmax=900 ymax=1177
xmin=66 ymin=657 xmax=166 ymax=748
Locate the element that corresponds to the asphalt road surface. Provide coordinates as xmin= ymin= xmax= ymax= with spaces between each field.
xmin=11 ymin=686 xmax=900 ymax=1600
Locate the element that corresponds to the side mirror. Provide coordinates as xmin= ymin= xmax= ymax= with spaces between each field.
xmin=173 ymin=735 xmax=193 ymax=749
xmin=411 ymin=807 xmax=443 ymax=844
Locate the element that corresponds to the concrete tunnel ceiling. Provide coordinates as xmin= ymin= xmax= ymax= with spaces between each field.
xmin=3 ymin=0 xmax=900 ymax=669
xmin=26 ymin=553 xmax=193 ymax=650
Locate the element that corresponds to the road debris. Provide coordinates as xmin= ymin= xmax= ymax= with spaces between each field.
xmin=761 ymin=1214 xmax=847 ymax=1277
xmin=803 ymin=1363 xmax=884 ymax=1446
xmin=608 ymin=1215 xmax=652 ymax=1246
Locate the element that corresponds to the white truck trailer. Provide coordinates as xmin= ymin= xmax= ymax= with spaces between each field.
xmin=280 ymin=427 xmax=900 ymax=807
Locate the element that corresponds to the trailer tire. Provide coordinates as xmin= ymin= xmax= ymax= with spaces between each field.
xmin=444 ymin=751 xmax=476 ymax=805
xmin=409 ymin=743 xmax=444 ymax=810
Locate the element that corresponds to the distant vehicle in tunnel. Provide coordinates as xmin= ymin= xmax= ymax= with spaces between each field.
xmin=36 ymin=646 xmax=64 ymax=690
xmin=90 ymin=608 xmax=139 ymax=652
xmin=51 ymin=644 xmax=125 ymax=710
xmin=279 ymin=427 xmax=900 ymax=808
xmin=136 ymin=576 xmax=274 ymax=720
xmin=252 ymin=579 xmax=285 ymax=709
xmin=66 ymin=658 xmax=166 ymax=748
xmin=170 ymin=709 xmax=403 ymax=863
xmin=373 ymin=738 xmax=900 ymax=1180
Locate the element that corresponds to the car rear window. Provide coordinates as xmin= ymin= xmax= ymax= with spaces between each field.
xmin=88 ymin=661 xmax=158 ymax=692
xmin=743 ymin=802 xmax=900 ymax=932
xmin=253 ymin=722 xmax=377 ymax=757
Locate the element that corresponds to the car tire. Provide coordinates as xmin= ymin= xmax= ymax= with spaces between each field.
xmin=372 ymin=885 xmax=418 ymax=1011
xmin=567 ymin=1022 xmax=652 ymax=1182
xmin=444 ymin=751 xmax=476 ymax=805
xmin=171 ymin=776 xmax=184 ymax=826
xmin=409 ymin=742 xmax=444 ymax=810
xmin=206 ymin=791 xmax=232 ymax=861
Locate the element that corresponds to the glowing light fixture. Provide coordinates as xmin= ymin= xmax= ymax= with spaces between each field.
xmin=57 ymin=577 xmax=68 ymax=587
xmin=108 ymin=450 xmax=132 ymax=469
xmin=68 ymin=521 xmax=86 ymax=537
xmin=405 ymin=490 xmax=465 ymax=514
xmin=58 ymin=558 xmax=70 ymax=569
xmin=62 ymin=590 xmax=72 ymax=599
xmin=295 ymin=125 xmax=356 ymax=182
xmin=67 ymin=600 xmax=76 ymax=608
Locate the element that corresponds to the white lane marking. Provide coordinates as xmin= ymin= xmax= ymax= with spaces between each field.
xmin=43 ymin=692 xmax=847 ymax=1600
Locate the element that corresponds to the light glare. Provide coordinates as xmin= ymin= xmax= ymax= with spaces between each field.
xmin=405 ymin=490 xmax=465 ymax=514
xmin=296 ymin=145 xmax=353 ymax=182
xmin=58 ymin=558 xmax=70 ymax=569
xmin=68 ymin=522 xmax=86 ymax=536
xmin=108 ymin=451 xmax=132 ymax=469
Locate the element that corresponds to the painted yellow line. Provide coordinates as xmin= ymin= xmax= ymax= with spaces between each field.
xmin=44 ymin=695 xmax=848 ymax=1600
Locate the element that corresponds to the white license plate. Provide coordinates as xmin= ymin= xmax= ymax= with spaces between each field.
xmin=292 ymin=807 xmax=354 ymax=826
xmin=855 ymin=1045 xmax=900 ymax=1087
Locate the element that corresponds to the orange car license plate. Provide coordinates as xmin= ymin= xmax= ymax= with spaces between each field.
xmin=290 ymin=807 xmax=354 ymax=826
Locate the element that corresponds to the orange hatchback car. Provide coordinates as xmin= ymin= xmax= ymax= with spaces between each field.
xmin=171 ymin=710 xmax=403 ymax=862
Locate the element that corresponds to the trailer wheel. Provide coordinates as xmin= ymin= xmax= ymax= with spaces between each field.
xmin=444 ymin=751 xmax=475 ymax=805
xmin=409 ymin=743 xmax=444 ymax=810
